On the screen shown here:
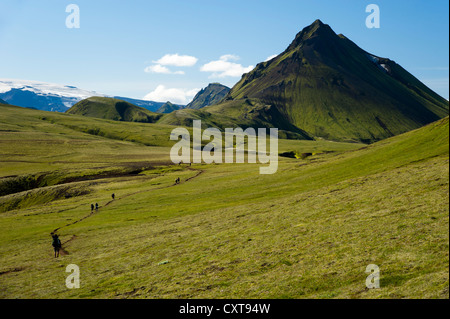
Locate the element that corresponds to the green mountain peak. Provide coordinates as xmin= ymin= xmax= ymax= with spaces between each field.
xmin=199 ymin=20 xmax=449 ymax=143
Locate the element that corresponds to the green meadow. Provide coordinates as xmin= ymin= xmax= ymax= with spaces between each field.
xmin=0 ymin=104 xmax=448 ymax=299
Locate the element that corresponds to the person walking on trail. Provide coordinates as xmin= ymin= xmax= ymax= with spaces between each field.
xmin=91 ymin=203 xmax=94 ymax=211
xmin=52 ymin=233 xmax=62 ymax=258
xmin=112 ymin=193 xmax=115 ymax=200
xmin=95 ymin=203 xmax=99 ymax=211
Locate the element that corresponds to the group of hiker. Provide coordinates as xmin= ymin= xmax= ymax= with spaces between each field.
xmin=52 ymin=175 xmax=190 ymax=257
xmin=89 ymin=194 xmax=115 ymax=212
xmin=51 ymin=166 xmax=194 ymax=257
xmin=52 ymin=173 xmax=188 ymax=257
xmin=51 ymin=193 xmax=116 ymax=258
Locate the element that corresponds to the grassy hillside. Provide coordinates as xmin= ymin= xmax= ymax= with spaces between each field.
xmin=0 ymin=104 xmax=181 ymax=197
xmin=159 ymin=99 xmax=314 ymax=140
xmin=0 ymin=102 xmax=447 ymax=299
xmin=0 ymin=103 xmax=356 ymax=208
xmin=67 ymin=97 xmax=163 ymax=123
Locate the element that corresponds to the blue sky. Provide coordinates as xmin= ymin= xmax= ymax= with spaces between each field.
xmin=0 ymin=0 xmax=448 ymax=103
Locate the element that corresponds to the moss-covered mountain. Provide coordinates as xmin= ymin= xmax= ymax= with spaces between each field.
xmin=156 ymin=101 xmax=182 ymax=113
xmin=185 ymin=83 xmax=230 ymax=109
xmin=66 ymin=96 xmax=162 ymax=123
xmin=166 ymin=20 xmax=449 ymax=143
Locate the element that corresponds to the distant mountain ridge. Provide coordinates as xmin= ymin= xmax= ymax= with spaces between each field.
xmin=0 ymin=79 xmax=183 ymax=113
xmin=0 ymin=79 xmax=106 ymax=112
xmin=185 ymin=83 xmax=230 ymax=109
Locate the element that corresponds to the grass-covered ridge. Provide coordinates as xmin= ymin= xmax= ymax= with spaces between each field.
xmin=67 ymin=96 xmax=163 ymax=123
xmin=0 ymin=101 xmax=447 ymax=298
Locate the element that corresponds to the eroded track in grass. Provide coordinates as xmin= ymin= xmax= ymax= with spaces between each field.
xmin=103 ymin=166 xmax=203 ymax=208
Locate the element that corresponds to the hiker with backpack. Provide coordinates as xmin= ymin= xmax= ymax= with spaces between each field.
xmin=95 ymin=203 xmax=99 ymax=211
xmin=112 ymin=193 xmax=115 ymax=200
xmin=91 ymin=203 xmax=94 ymax=211
xmin=51 ymin=233 xmax=62 ymax=258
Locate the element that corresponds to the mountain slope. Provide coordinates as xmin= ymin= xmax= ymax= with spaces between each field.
xmin=66 ymin=96 xmax=162 ymax=123
xmin=0 ymin=98 xmax=7 ymax=104
xmin=186 ymin=83 xmax=230 ymax=109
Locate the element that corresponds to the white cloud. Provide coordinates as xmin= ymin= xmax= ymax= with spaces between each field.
xmin=143 ymin=85 xmax=199 ymax=104
xmin=265 ymin=54 xmax=277 ymax=62
xmin=200 ymin=55 xmax=254 ymax=78
xmin=144 ymin=53 xmax=198 ymax=75
xmin=219 ymin=54 xmax=240 ymax=62
xmin=144 ymin=64 xmax=184 ymax=75
xmin=154 ymin=54 xmax=198 ymax=67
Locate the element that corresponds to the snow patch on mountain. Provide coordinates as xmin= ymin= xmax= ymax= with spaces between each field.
xmin=0 ymin=78 xmax=107 ymax=100
xmin=366 ymin=55 xmax=390 ymax=73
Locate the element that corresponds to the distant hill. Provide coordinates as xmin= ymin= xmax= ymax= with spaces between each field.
xmin=165 ymin=20 xmax=449 ymax=143
xmin=0 ymin=98 xmax=7 ymax=104
xmin=66 ymin=96 xmax=162 ymax=123
xmin=185 ymin=83 xmax=230 ymax=109
xmin=156 ymin=101 xmax=182 ymax=113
